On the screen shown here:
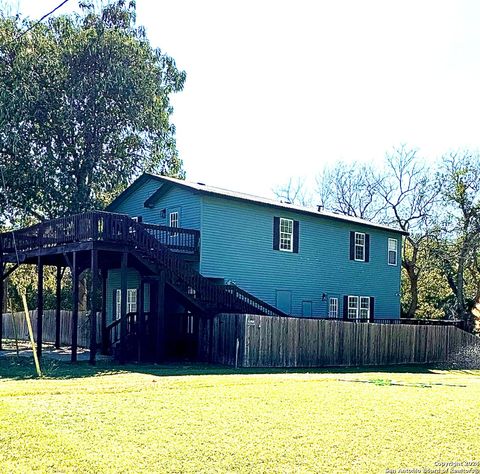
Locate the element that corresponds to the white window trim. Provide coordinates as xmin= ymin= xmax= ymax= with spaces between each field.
xmin=348 ymin=295 xmax=359 ymax=319
xmin=329 ymin=297 xmax=338 ymax=318
xmin=169 ymin=211 xmax=179 ymax=228
xmin=348 ymin=295 xmax=370 ymax=320
xmin=354 ymin=232 xmax=366 ymax=262
xmin=115 ymin=288 xmax=138 ymax=319
xmin=187 ymin=313 xmax=194 ymax=334
xmin=360 ymin=296 xmax=370 ymax=320
xmin=169 ymin=211 xmax=179 ymax=237
xmin=279 ymin=217 xmax=294 ymax=252
xmin=388 ymin=238 xmax=398 ymax=266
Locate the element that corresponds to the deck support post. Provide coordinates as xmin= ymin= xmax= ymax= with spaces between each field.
xmin=37 ymin=256 xmax=44 ymax=360
xmin=0 ymin=261 xmax=4 ymax=351
xmin=155 ymin=271 xmax=166 ymax=363
xmin=119 ymin=251 xmax=128 ymax=364
xmin=71 ymin=252 xmax=79 ymax=362
xmin=89 ymin=249 xmax=99 ymax=365
xmin=138 ymin=279 xmax=145 ymax=362
xmin=208 ymin=317 xmax=214 ymax=363
xmin=55 ymin=266 xmax=62 ymax=349
xmin=100 ymin=269 xmax=108 ymax=355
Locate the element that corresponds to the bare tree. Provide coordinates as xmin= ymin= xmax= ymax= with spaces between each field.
xmin=316 ymin=161 xmax=384 ymax=220
xmin=376 ymin=146 xmax=440 ymax=318
xmin=273 ymin=177 xmax=312 ymax=207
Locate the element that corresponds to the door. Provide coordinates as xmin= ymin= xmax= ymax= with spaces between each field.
xmin=302 ymin=300 xmax=312 ymax=317
xmin=276 ymin=290 xmax=292 ymax=315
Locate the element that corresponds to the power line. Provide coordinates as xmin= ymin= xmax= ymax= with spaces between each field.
xmin=15 ymin=0 xmax=72 ymax=40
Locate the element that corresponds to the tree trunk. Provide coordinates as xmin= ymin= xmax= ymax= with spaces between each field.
xmin=406 ymin=270 xmax=418 ymax=319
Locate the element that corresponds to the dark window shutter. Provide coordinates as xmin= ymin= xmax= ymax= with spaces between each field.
xmin=273 ymin=217 xmax=280 ymax=250
xmin=369 ymin=296 xmax=375 ymax=322
xmin=349 ymin=232 xmax=355 ymax=260
xmin=293 ymin=220 xmax=299 ymax=253
xmin=343 ymin=295 xmax=349 ymax=320
xmin=365 ymin=234 xmax=370 ymax=262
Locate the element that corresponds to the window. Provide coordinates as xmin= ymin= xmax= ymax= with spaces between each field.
xmin=169 ymin=211 xmax=179 ymax=228
xmin=360 ymin=296 xmax=370 ymax=319
xmin=329 ymin=297 xmax=338 ymax=318
xmin=115 ymin=288 xmax=137 ymax=319
xmin=279 ymin=218 xmax=294 ymax=252
xmin=388 ymin=238 xmax=398 ymax=266
xmin=274 ymin=217 xmax=299 ymax=253
xmin=354 ymin=232 xmax=366 ymax=261
xmin=346 ymin=295 xmax=370 ymax=320
xmin=169 ymin=211 xmax=179 ymax=237
xmin=348 ymin=296 xmax=358 ymax=319
xmin=186 ymin=312 xmax=194 ymax=334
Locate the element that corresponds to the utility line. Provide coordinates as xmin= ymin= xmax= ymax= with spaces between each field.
xmin=15 ymin=0 xmax=72 ymax=40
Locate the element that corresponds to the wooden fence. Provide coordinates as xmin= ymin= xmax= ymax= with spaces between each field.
xmin=1 ymin=310 xmax=101 ymax=348
xmin=199 ymin=314 xmax=480 ymax=368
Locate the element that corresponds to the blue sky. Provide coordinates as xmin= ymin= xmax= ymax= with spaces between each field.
xmin=8 ymin=0 xmax=480 ymax=197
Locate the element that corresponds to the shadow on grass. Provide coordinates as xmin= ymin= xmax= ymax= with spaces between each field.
xmin=0 ymin=355 xmax=449 ymax=381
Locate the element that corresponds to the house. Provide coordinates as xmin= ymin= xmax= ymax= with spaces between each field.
xmin=105 ymin=173 xmax=405 ymax=324
xmin=0 ymin=173 xmax=406 ymax=364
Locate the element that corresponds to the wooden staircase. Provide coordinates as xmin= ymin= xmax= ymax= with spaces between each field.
xmin=1 ymin=210 xmax=288 ymax=318
xmin=119 ymin=214 xmax=287 ymax=317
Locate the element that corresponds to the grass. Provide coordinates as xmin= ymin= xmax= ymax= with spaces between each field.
xmin=1 ymin=358 xmax=480 ymax=473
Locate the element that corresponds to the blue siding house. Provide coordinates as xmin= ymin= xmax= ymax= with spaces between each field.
xmin=106 ymin=173 xmax=405 ymax=325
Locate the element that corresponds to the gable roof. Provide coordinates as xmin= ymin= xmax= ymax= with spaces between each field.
xmin=107 ymin=173 xmax=408 ymax=235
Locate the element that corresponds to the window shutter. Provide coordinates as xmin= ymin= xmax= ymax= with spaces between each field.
xmin=343 ymin=295 xmax=348 ymax=320
xmin=365 ymin=234 xmax=370 ymax=262
xmin=293 ymin=220 xmax=299 ymax=253
xmin=349 ymin=232 xmax=355 ymax=260
xmin=273 ymin=217 xmax=280 ymax=250
xmin=369 ymin=297 xmax=375 ymax=322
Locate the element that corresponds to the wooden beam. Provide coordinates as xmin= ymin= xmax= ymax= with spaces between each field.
xmin=55 ymin=266 xmax=62 ymax=349
xmin=71 ymin=252 xmax=79 ymax=362
xmin=137 ymin=279 xmax=145 ymax=362
xmin=89 ymin=249 xmax=99 ymax=365
xmin=155 ymin=271 xmax=166 ymax=363
xmin=101 ymin=269 xmax=108 ymax=355
xmin=36 ymin=256 xmax=44 ymax=360
xmin=1 ymin=263 xmax=19 ymax=281
xmin=119 ymin=251 xmax=128 ymax=364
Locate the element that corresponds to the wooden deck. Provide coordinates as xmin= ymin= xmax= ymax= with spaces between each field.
xmin=0 ymin=210 xmax=287 ymax=365
xmin=0 ymin=211 xmax=200 ymax=265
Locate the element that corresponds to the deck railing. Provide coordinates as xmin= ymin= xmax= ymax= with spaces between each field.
xmin=0 ymin=211 xmax=199 ymax=255
xmin=221 ymin=285 xmax=289 ymax=317
xmin=1 ymin=211 xmax=286 ymax=317
xmin=142 ymin=223 xmax=199 ymax=253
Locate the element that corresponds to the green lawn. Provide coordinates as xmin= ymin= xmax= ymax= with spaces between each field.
xmin=1 ymin=358 xmax=479 ymax=473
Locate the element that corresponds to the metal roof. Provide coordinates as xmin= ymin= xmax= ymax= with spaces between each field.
xmin=144 ymin=173 xmax=408 ymax=236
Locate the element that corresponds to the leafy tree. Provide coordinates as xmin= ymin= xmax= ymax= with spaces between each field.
xmin=433 ymin=151 xmax=480 ymax=329
xmin=0 ymin=0 xmax=186 ymax=224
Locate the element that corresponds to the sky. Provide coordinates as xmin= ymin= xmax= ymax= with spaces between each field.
xmin=6 ymin=0 xmax=480 ymax=198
